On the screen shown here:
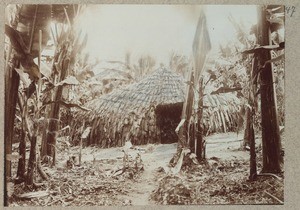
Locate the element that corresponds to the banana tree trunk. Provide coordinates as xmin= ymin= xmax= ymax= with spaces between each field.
xmin=171 ymin=71 xmax=194 ymax=166
xmin=26 ymin=135 xmax=37 ymax=185
xmin=43 ymin=49 xmax=69 ymax=165
xmin=178 ymin=72 xmax=195 ymax=149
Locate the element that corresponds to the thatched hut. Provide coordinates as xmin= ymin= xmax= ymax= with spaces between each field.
xmin=85 ymin=67 xmax=185 ymax=147
xmin=77 ymin=67 xmax=241 ymax=148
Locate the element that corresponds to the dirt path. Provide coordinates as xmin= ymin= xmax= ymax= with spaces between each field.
xmin=121 ymin=166 xmax=156 ymax=205
xmin=117 ymin=143 xmax=177 ymax=205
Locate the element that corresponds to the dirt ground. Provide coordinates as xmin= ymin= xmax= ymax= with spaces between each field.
xmin=8 ymin=132 xmax=283 ymax=206
xmin=60 ymin=133 xmax=249 ymax=205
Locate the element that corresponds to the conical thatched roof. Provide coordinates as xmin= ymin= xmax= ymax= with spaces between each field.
xmin=87 ymin=67 xmax=185 ymax=117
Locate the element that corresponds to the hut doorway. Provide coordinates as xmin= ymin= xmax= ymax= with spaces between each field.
xmin=155 ymin=102 xmax=183 ymax=144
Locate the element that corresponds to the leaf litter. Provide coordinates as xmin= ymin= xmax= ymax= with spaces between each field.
xmin=151 ymin=152 xmax=284 ymax=205
xmin=9 ymin=132 xmax=284 ymax=206
xmin=9 ymin=141 xmax=145 ymax=206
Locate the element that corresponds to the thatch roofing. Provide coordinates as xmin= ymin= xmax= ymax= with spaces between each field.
xmin=87 ymin=67 xmax=185 ymax=117
xmin=87 ymin=67 xmax=242 ymax=114
xmin=72 ymin=67 xmax=242 ymax=147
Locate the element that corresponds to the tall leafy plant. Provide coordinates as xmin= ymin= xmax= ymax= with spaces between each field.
xmin=41 ymin=6 xmax=89 ymax=165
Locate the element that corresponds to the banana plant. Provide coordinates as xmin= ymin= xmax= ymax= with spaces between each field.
xmin=4 ymin=4 xmax=82 ymax=204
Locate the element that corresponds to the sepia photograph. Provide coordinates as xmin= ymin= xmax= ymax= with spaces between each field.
xmin=4 ymin=4 xmax=285 ymax=206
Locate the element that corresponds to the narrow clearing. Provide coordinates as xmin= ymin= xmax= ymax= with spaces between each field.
xmin=72 ymin=142 xmax=178 ymax=205
xmin=10 ymin=132 xmax=283 ymax=206
xmin=64 ymin=132 xmax=249 ymax=205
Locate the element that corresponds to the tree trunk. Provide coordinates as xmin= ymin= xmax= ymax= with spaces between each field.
xmin=26 ymin=135 xmax=37 ymax=185
xmin=40 ymin=114 xmax=49 ymax=160
xmin=196 ymin=77 xmax=205 ymax=161
xmin=43 ymin=52 xmax=69 ymax=165
xmin=189 ymin=122 xmax=195 ymax=153
xmin=40 ymin=91 xmax=52 ymax=160
xmin=171 ymin=72 xmax=194 ymax=165
xmin=17 ymin=128 xmax=26 ymax=180
xmin=257 ymin=5 xmax=281 ymax=173
xmin=45 ymin=104 xmax=59 ymax=165
xmin=248 ymin=107 xmax=257 ymax=181
xmin=178 ymin=72 xmax=194 ymax=150
xmin=243 ymin=107 xmax=251 ymax=149
xmin=45 ymin=90 xmax=63 ymax=165
xmin=4 ymin=52 xmax=20 ymax=206
xmin=5 ymin=55 xmax=19 ymax=178
xmin=16 ymin=93 xmax=26 ymax=181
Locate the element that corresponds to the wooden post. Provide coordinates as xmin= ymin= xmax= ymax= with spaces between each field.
xmin=257 ymin=5 xmax=281 ymax=173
